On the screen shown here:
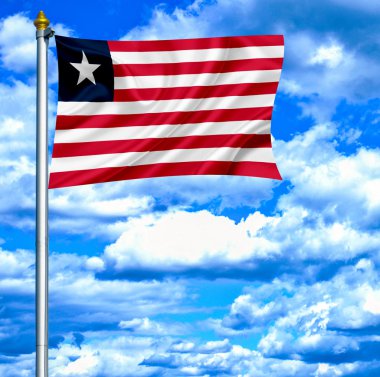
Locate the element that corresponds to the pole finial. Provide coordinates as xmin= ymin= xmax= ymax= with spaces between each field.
xmin=34 ymin=11 xmax=50 ymax=31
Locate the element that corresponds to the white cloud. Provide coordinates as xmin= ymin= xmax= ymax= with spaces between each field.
xmin=0 ymin=354 xmax=35 ymax=377
xmin=119 ymin=317 xmax=187 ymax=336
xmin=0 ymin=13 xmax=72 ymax=77
xmin=0 ymin=117 xmax=24 ymax=136
xmin=0 ymin=248 xmax=34 ymax=279
xmin=48 ymin=258 xmax=187 ymax=323
xmin=101 ymin=123 xmax=380 ymax=272
xmin=49 ymin=334 xmax=162 ymax=377
xmin=309 ymin=43 xmax=343 ymax=68
xmin=94 ymin=173 xmax=276 ymax=213
xmin=123 ymin=0 xmax=247 ymax=41
xmin=4 ymin=337 xmax=377 ymax=377
xmin=104 ymin=207 xmax=379 ymax=274
xmin=276 ymin=123 xmax=380 ymax=228
xmin=104 ymin=209 xmax=280 ymax=272
xmin=85 ymin=257 xmax=105 ymax=272
xmin=0 ymin=80 xmax=39 ymax=158
xmin=2 ymin=246 xmax=380 ymax=376
xmin=217 ymin=260 xmax=380 ymax=363
xmin=363 ymin=287 xmax=380 ymax=315
xmin=0 ymin=248 xmax=189 ymax=339
xmin=0 ymin=14 xmax=36 ymax=73
xmin=0 ymin=78 xmax=56 ymax=229
xmin=198 ymin=338 xmax=232 ymax=354
xmin=281 ymin=32 xmax=380 ymax=120
xmin=124 ymin=5 xmax=206 ymax=41
xmin=140 ymin=339 xmax=378 ymax=376
xmin=49 ymin=185 xmax=154 ymax=237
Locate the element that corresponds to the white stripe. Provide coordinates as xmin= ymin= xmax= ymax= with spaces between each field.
xmin=50 ymin=148 xmax=275 ymax=172
xmin=58 ymin=94 xmax=275 ymax=116
xmin=54 ymin=120 xmax=272 ymax=143
xmin=114 ymin=69 xmax=281 ymax=89
xmin=110 ymin=46 xmax=284 ymax=64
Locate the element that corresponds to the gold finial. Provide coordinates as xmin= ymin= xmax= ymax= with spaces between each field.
xmin=34 ymin=11 xmax=50 ymax=30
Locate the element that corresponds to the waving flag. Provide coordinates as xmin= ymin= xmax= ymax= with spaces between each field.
xmin=49 ymin=35 xmax=284 ymax=189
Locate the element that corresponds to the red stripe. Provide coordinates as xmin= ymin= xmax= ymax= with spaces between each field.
xmin=114 ymin=82 xmax=279 ymax=102
xmin=52 ymin=134 xmax=272 ymax=158
xmin=108 ymin=35 xmax=284 ymax=52
xmin=49 ymin=161 xmax=282 ymax=188
xmin=56 ymin=107 xmax=273 ymax=130
xmin=113 ymin=58 xmax=283 ymax=77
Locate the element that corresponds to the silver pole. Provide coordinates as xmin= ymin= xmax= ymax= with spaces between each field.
xmin=34 ymin=11 xmax=53 ymax=377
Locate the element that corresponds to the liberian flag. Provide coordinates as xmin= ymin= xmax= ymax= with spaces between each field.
xmin=49 ymin=35 xmax=284 ymax=189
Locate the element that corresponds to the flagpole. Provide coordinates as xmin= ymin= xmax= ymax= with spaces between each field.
xmin=34 ymin=11 xmax=54 ymax=377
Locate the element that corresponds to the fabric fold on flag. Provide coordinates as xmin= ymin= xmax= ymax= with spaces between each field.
xmin=49 ymin=34 xmax=284 ymax=189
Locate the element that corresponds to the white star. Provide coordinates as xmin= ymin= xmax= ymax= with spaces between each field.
xmin=70 ymin=51 xmax=101 ymax=85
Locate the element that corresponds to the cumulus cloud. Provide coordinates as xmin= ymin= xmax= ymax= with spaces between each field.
xmin=48 ymin=185 xmax=155 ymax=238
xmin=103 ymin=209 xmax=280 ymax=273
xmin=48 ymin=257 xmax=187 ymax=327
xmin=281 ymin=33 xmax=380 ymax=121
xmin=216 ymin=260 xmax=380 ymax=365
xmin=100 ymin=123 xmax=380 ymax=275
xmin=0 ymin=80 xmax=40 ymax=157
xmin=47 ymin=173 xmax=276 ymax=238
xmin=102 ymin=205 xmax=379 ymax=276
xmin=4 ymin=336 xmax=380 ymax=377
xmin=8 ymin=244 xmax=380 ymax=375
xmin=118 ymin=317 xmax=188 ymax=336
xmin=47 ymin=167 xmax=277 ymax=237
xmin=0 ymin=13 xmax=37 ymax=73
xmin=309 ymin=43 xmax=344 ymax=68
xmin=276 ymin=123 xmax=380 ymax=229
xmin=0 ymin=15 xmax=55 ymax=229
xmin=0 ymin=247 xmax=189 ymax=358
xmin=0 ymin=13 xmax=72 ymax=77
xmin=0 ymin=79 xmax=43 ymax=228
xmin=0 ymin=247 xmax=34 ymax=278
xmin=141 ymin=339 xmax=380 ymax=376
xmin=48 ymin=334 xmax=164 ymax=377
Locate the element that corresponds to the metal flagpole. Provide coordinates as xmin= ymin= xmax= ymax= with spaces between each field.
xmin=34 ymin=11 xmax=54 ymax=377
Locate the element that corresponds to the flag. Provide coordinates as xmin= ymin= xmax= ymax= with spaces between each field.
xmin=49 ymin=35 xmax=284 ymax=189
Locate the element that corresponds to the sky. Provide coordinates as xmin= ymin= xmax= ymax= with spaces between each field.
xmin=0 ymin=0 xmax=379 ymax=376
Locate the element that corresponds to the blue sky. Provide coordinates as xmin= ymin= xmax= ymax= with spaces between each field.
xmin=0 ymin=0 xmax=379 ymax=376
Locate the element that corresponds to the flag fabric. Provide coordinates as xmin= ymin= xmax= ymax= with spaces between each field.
xmin=49 ymin=35 xmax=284 ymax=189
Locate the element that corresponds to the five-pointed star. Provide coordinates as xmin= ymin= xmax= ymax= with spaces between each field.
xmin=70 ymin=51 xmax=101 ymax=85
